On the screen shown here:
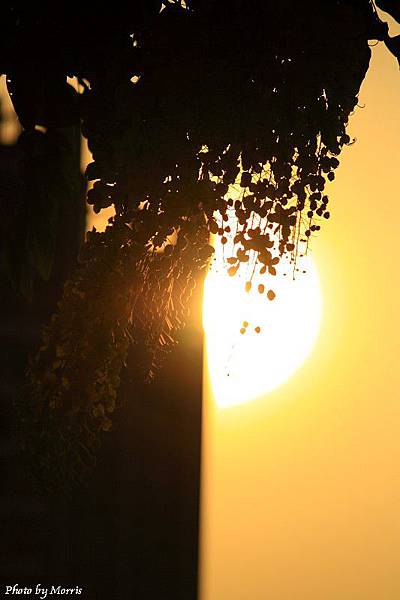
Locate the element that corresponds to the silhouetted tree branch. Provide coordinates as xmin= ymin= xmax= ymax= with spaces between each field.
xmin=1 ymin=0 xmax=398 ymax=487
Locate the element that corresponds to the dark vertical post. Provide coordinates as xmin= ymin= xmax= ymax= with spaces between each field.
xmin=116 ymin=295 xmax=204 ymax=599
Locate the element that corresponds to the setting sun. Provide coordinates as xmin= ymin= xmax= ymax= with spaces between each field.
xmin=203 ymin=235 xmax=322 ymax=407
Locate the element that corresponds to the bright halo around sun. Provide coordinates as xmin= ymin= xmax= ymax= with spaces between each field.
xmin=203 ymin=236 xmax=322 ymax=408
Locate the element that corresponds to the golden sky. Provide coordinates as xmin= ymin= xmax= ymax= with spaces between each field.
xmin=200 ymin=39 xmax=400 ymax=600
xmin=1 ymin=18 xmax=399 ymax=597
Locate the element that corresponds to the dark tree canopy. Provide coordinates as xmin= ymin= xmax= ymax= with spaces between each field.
xmin=1 ymin=0 xmax=399 ymax=486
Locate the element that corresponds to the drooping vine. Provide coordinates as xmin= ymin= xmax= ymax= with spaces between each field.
xmin=3 ymin=0 xmax=399 ymax=485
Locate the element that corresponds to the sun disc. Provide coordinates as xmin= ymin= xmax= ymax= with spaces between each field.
xmin=203 ymin=247 xmax=322 ymax=408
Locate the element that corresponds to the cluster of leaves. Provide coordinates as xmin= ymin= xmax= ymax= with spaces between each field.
xmin=82 ymin=0 xmax=377 ymax=287
xmin=23 ymin=213 xmax=211 ymax=488
xmin=3 ymin=0 xmax=399 ymax=485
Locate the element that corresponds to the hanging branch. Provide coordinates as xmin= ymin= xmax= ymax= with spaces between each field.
xmin=2 ymin=0 xmax=397 ymax=487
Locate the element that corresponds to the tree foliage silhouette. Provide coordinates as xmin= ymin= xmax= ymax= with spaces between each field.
xmin=2 ymin=0 xmax=399 ymax=487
